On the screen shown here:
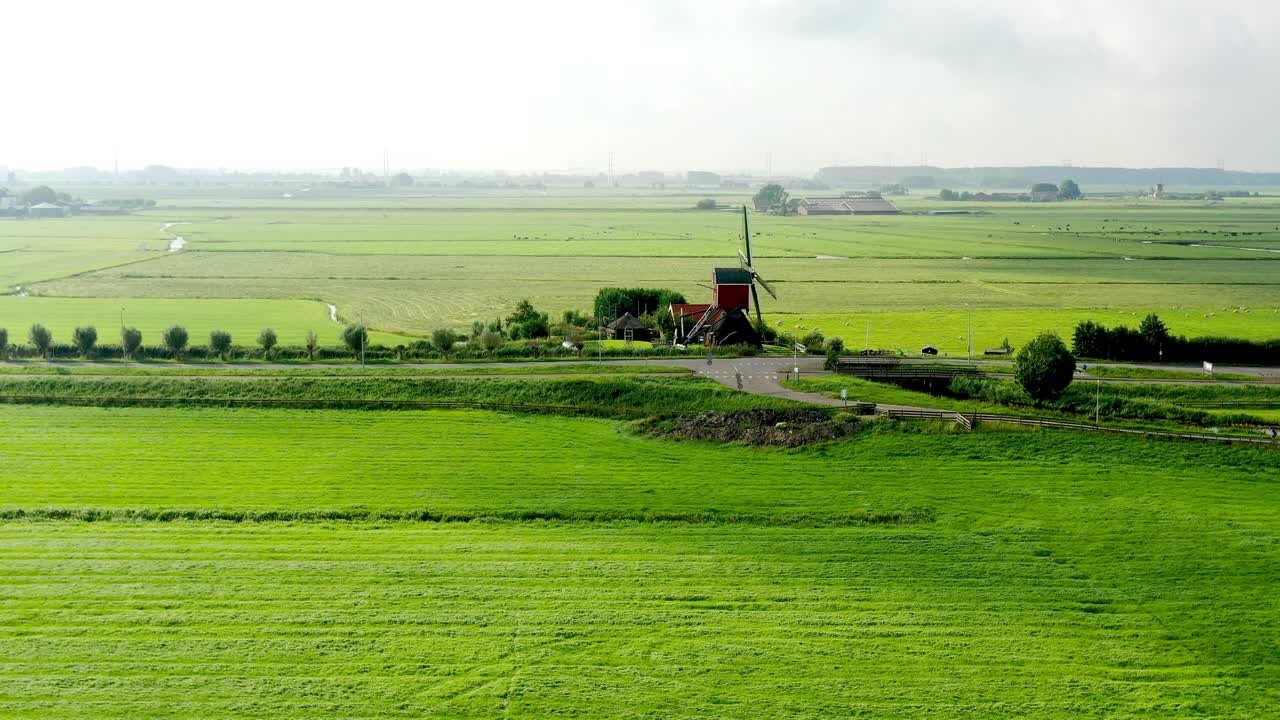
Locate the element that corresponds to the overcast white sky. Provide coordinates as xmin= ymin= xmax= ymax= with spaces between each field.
xmin=3 ymin=0 xmax=1278 ymax=174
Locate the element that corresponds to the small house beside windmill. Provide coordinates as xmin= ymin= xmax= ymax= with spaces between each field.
xmin=605 ymin=312 xmax=656 ymax=342
xmin=669 ymin=206 xmax=777 ymax=348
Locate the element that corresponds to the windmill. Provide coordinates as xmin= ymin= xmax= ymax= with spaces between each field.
xmin=737 ymin=205 xmax=777 ymax=326
xmin=676 ymin=206 xmax=777 ymax=346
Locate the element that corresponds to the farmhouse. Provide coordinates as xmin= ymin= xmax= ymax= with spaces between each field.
xmin=604 ymin=312 xmax=656 ymax=342
xmin=795 ymin=197 xmax=900 ymax=215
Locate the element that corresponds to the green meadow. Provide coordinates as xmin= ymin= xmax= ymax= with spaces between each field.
xmin=0 ymin=403 xmax=1276 ymax=717
xmin=5 ymin=192 xmax=1277 ymax=343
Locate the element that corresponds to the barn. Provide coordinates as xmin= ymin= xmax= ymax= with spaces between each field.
xmin=27 ymin=202 xmax=68 ymax=218
xmin=604 ymin=312 xmax=656 ymax=342
xmin=795 ymin=197 xmax=900 ymax=215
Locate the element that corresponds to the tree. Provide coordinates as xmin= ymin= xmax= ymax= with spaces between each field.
xmin=72 ymin=326 xmax=98 ymax=359
xmin=431 ymin=328 xmax=459 ymax=357
xmin=29 ymin=324 xmax=52 ymax=360
xmin=479 ymin=330 xmax=503 ymax=356
xmin=470 ymin=320 xmax=485 ymax=339
xmin=1058 ymin=179 xmax=1082 ymax=200
xmin=0 ymin=328 xmax=8 ymax=360
xmin=506 ymin=299 xmax=550 ymax=340
xmin=209 ymin=330 xmax=233 ymax=360
xmin=800 ymin=329 xmax=825 ymax=353
xmin=1031 ymin=182 xmax=1059 ymax=194
xmin=392 ymin=172 xmax=414 ymax=187
xmin=695 ymin=198 xmax=718 ymax=210
xmin=304 ymin=330 xmax=319 ymax=361
xmin=824 ymin=337 xmax=845 ymax=370
xmin=1072 ymin=320 xmax=1105 ymax=358
xmin=752 ymin=183 xmax=788 ymax=213
xmin=121 ymin=327 xmax=142 ymax=361
xmin=1014 ymin=332 xmax=1075 ymax=403
xmin=257 ymin=328 xmax=278 ymax=358
xmin=20 ymin=185 xmax=57 ymax=206
xmin=162 ymin=325 xmax=189 ymax=359
xmin=939 ymin=189 xmax=958 ymax=201
xmin=341 ymin=324 xmax=368 ymax=359
xmin=1139 ymin=313 xmax=1170 ymax=359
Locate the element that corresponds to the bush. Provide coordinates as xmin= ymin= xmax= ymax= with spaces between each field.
xmin=162 ymin=325 xmax=189 ymax=359
xmin=342 ymin=324 xmax=368 ymax=359
xmin=209 ymin=330 xmax=233 ymax=360
xmin=1014 ymin=332 xmax=1075 ymax=402
xmin=72 ymin=326 xmax=98 ymax=358
xmin=0 ymin=327 xmax=7 ymax=360
xmin=29 ymin=324 xmax=52 ymax=359
xmin=1072 ymin=314 xmax=1280 ymax=364
xmin=304 ymin=331 xmax=319 ymax=361
xmin=800 ymin=330 xmax=825 ymax=353
xmin=824 ymin=337 xmax=845 ymax=370
xmin=119 ymin=327 xmax=143 ymax=360
xmin=695 ymin=198 xmax=717 ymax=210
xmin=431 ymin=328 xmax=459 ymax=356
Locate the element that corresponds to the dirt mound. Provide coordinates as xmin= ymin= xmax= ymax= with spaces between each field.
xmin=652 ymin=408 xmax=857 ymax=446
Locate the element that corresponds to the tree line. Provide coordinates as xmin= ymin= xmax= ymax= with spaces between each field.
xmin=1072 ymin=314 xmax=1280 ymax=365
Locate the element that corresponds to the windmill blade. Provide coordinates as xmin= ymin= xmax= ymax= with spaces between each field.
xmin=754 ymin=272 xmax=778 ymax=300
xmin=738 ymin=249 xmax=750 ymax=268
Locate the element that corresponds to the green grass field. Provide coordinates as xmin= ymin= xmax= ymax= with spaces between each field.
xmin=0 ymin=296 xmax=407 ymax=346
xmin=0 ymin=404 xmax=1277 ymax=717
xmin=5 ymin=192 xmax=1278 ymax=344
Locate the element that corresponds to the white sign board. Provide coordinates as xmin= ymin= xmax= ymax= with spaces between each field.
xmin=794 ymin=343 xmax=807 ymax=353
xmin=840 ymin=388 xmax=848 ymax=401
xmin=1203 ymin=361 xmax=1214 ymax=373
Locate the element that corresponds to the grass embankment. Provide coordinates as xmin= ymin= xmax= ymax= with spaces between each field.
xmin=0 ymin=362 xmax=689 ymax=378
xmin=787 ymin=374 xmax=1276 ymax=430
xmin=1 ymin=405 xmax=1278 ymax=716
xmin=1082 ymin=365 xmax=1257 ymax=382
xmin=0 ymin=374 xmax=796 ymax=418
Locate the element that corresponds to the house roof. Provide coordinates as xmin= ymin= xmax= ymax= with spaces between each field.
xmin=798 ymin=197 xmax=900 ymax=213
xmin=605 ymin=312 xmax=647 ymax=331
xmin=29 ymin=202 xmax=63 ymax=209
xmin=844 ymin=197 xmax=899 ymax=213
xmin=713 ymin=267 xmax=753 ymax=285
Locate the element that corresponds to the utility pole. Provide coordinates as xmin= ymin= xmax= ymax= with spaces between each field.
xmin=967 ymin=306 xmax=973 ymax=362
xmin=865 ymin=320 xmax=871 ymax=354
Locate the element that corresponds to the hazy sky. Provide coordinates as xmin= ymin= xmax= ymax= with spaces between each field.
xmin=4 ymin=0 xmax=1279 ymax=174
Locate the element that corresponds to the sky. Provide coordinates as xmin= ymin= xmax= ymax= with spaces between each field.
xmin=3 ymin=0 xmax=1279 ymax=174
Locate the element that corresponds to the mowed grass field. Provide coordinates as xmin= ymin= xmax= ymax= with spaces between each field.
xmin=0 ymin=404 xmax=1277 ymax=717
xmin=4 ymin=191 xmax=1279 ymax=344
xmin=0 ymin=296 xmax=407 ymax=346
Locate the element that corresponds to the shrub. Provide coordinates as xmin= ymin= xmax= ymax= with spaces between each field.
xmin=162 ymin=325 xmax=189 ymax=359
xmin=120 ymin=327 xmax=142 ymax=360
xmin=431 ymin=328 xmax=459 ymax=356
xmin=342 ymin=324 xmax=368 ymax=359
xmin=800 ymin=330 xmax=825 ymax=353
xmin=825 ymin=337 xmax=845 ymax=370
xmin=0 ymin=327 xmax=7 ymax=360
xmin=305 ymin=330 xmax=319 ymax=361
xmin=1014 ymin=332 xmax=1075 ymax=402
xmin=209 ymin=330 xmax=233 ymax=360
xmin=695 ymin=198 xmax=717 ymax=210
xmin=72 ymin=326 xmax=98 ymax=358
xmin=479 ymin=331 xmax=503 ymax=355
xmin=29 ymin=324 xmax=52 ymax=359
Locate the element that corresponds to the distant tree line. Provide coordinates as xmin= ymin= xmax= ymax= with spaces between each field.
xmin=939 ymin=179 xmax=1083 ymax=202
xmin=1073 ymin=314 xmax=1280 ymax=365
